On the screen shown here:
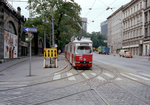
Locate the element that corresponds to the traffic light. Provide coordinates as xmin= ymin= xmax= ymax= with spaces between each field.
xmin=25 ymin=32 xmax=29 ymax=41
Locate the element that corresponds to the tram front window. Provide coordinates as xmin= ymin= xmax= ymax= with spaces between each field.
xmin=77 ymin=46 xmax=92 ymax=54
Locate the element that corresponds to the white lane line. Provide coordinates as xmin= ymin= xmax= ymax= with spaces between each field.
xmin=103 ymin=73 xmax=114 ymax=78
xmin=67 ymin=73 xmax=76 ymax=81
xmin=128 ymin=73 xmax=150 ymax=81
xmin=120 ymin=73 xmax=137 ymax=80
xmin=82 ymin=73 xmax=89 ymax=79
xmin=53 ymin=73 xmax=61 ymax=80
xmin=115 ymin=78 xmax=122 ymax=81
xmin=140 ymin=73 xmax=150 ymax=78
xmin=97 ymin=76 xmax=105 ymax=81
xmin=91 ymin=73 xmax=96 ymax=76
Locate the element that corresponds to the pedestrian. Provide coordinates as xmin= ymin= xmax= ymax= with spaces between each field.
xmin=113 ymin=50 xmax=116 ymax=56
xmin=58 ymin=49 xmax=61 ymax=55
xmin=149 ymin=54 xmax=150 ymax=61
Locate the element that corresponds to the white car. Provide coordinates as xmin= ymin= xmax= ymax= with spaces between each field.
xmin=119 ymin=50 xmax=127 ymax=57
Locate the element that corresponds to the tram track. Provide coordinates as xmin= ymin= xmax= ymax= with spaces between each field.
xmin=1 ymin=60 xmax=150 ymax=105
xmin=94 ymin=61 xmax=150 ymax=105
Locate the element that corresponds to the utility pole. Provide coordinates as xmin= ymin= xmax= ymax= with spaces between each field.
xmin=52 ymin=13 xmax=55 ymax=48
xmin=29 ymin=0 xmax=32 ymax=76
xmin=49 ymin=21 xmax=51 ymax=48
xmin=44 ymin=17 xmax=46 ymax=48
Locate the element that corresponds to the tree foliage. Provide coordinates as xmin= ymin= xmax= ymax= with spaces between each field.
xmin=26 ymin=0 xmax=82 ymax=50
xmin=90 ymin=32 xmax=107 ymax=48
xmin=75 ymin=31 xmax=107 ymax=48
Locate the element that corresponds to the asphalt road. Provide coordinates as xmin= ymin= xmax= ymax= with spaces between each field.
xmin=93 ymin=53 xmax=150 ymax=74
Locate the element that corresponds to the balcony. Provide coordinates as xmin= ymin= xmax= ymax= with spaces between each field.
xmin=144 ymin=36 xmax=150 ymax=41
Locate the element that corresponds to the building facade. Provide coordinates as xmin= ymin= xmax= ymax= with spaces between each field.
xmin=101 ymin=20 xmax=108 ymax=36
xmin=122 ymin=0 xmax=145 ymax=56
xmin=143 ymin=0 xmax=150 ymax=56
xmin=0 ymin=0 xmax=26 ymax=60
xmin=107 ymin=6 xmax=123 ymax=53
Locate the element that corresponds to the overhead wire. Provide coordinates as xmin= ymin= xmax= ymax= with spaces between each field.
xmin=85 ymin=0 xmax=97 ymax=16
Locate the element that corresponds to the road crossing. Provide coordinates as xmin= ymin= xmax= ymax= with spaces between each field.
xmin=52 ymin=71 xmax=150 ymax=82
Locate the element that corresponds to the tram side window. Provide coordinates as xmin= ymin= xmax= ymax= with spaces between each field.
xmin=77 ymin=46 xmax=92 ymax=54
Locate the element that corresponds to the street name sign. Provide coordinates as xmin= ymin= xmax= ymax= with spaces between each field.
xmin=24 ymin=27 xmax=37 ymax=33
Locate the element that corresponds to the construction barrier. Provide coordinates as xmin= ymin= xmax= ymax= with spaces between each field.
xmin=44 ymin=48 xmax=57 ymax=58
xmin=43 ymin=48 xmax=57 ymax=68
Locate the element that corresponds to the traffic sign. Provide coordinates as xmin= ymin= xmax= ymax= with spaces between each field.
xmin=24 ymin=27 xmax=37 ymax=33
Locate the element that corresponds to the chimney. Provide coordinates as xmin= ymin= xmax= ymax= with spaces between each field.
xmin=17 ymin=7 xmax=21 ymax=16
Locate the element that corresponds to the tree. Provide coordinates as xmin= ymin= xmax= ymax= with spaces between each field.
xmin=27 ymin=0 xmax=82 ymax=50
xmin=90 ymin=32 xmax=107 ymax=48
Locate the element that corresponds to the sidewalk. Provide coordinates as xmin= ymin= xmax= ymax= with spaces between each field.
xmin=0 ymin=55 xmax=68 ymax=81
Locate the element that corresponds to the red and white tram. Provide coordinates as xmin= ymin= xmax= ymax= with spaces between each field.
xmin=65 ymin=37 xmax=93 ymax=68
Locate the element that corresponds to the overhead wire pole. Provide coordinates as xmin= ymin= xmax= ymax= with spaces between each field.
xmin=29 ymin=0 xmax=32 ymax=76
xmin=44 ymin=16 xmax=46 ymax=48
xmin=52 ymin=12 xmax=54 ymax=48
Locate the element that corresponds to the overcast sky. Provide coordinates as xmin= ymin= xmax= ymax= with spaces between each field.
xmin=8 ymin=0 xmax=131 ymax=33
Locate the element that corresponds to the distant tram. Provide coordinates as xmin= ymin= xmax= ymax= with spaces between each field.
xmin=65 ymin=37 xmax=93 ymax=69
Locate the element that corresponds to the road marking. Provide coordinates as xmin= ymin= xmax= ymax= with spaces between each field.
xmin=120 ymin=73 xmax=137 ymax=80
xmin=67 ymin=73 xmax=76 ymax=81
xmin=103 ymin=73 xmax=114 ymax=78
xmin=91 ymin=73 xmax=96 ymax=76
xmin=128 ymin=73 xmax=150 ymax=81
xmin=115 ymin=78 xmax=122 ymax=81
xmin=140 ymin=73 xmax=150 ymax=78
xmin=97 ymin=76 xmax=105 ymax=81
xmin=53 ymin=73 xmax=61 ymax=80
xmin=82 ymin=73 xmax=89 ymax=79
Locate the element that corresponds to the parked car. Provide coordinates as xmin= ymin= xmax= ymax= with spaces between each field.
xmin=119 ymin=50 xmax=127 ymax=57
xmin=124 ymin=51 xmax=133 ymax=58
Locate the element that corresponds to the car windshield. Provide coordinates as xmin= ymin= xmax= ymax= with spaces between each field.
xmin=77 ymin=46 xmax=92 ymax=54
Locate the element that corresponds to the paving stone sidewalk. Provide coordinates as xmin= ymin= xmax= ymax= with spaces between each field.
xmin=0 ymin=55 xmax=67 ymax=81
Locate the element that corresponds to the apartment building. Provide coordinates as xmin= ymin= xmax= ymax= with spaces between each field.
xmin=107 ymin=6 xmax=123 ymax=53
xmin=122 ymin=0 xmax=145 ymax=56
xmin=81 ymin=17 xmax=87 ymax=32
xmin=143 ymin=0 xmax=150 ymax=56
xmin=101 ymin=20 xmax=108 ymax=36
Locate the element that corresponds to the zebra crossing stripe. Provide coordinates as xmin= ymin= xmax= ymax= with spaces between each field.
xmin=53 ymin=73 xmax=61 ymax=80
xmin=103 ymin=73 xmax=114 ymax=78
xmin=91 ymin=73 xmax=96 ymax=76
xmin=140 ymin=73 xmax=150 ymax=78
xmin=67 ymin=73 xmax=76 ymax=80
xmin=82 ymin=73 xmax=89 ymax=79
xmin=120 ymin=73 xmax=137 ymax=80
xmin=115 ymin=78 xmax=122 ymax=81
xmin=97 ymin=76 xmax=105 ymax=81
xmin=128 ymin=73 xmax=150 ymax=81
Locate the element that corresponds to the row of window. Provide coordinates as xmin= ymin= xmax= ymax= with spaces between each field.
xmin=145 ymin=26 xmax=150 ymax=37
xmin=123 ymin=14 xmax=142 ymax=29
xmin=123 ymin=28 xmax=142 ymax=40
xmin=123 ymin=41 xmax=139 ymax=46
xmin=145 ymin=10 xmax=150 ymax=22
xmin=145 ymin=0 xmax=150 ymax=8
xmin=124 ymin=1 xmax=142 ymax=18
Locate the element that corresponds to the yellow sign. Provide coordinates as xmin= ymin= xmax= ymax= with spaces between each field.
xmin=44 ymin=48 xmax=57 ymax=58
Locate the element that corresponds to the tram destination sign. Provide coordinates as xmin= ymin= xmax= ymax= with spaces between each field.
xmin=24 ymin=27 xmax=37 ymax=33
